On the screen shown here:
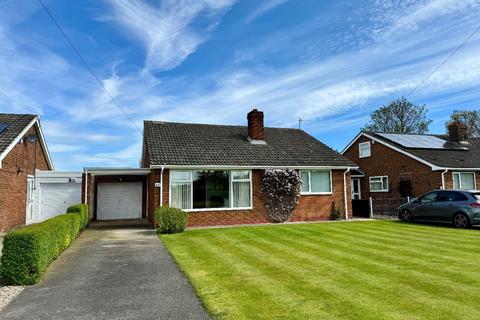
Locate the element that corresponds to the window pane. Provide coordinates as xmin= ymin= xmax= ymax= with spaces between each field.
xmin=370 ymin=177 xmax=387 ymax=191
xmin=232 ymin=170 xmax=250 ymax=180
xmin=310 ymin=171 xmax=331 ymax=192
xmin=420 ymin=192 xmax=438 ymax=204
xmin=233 ymin=181 xmax=251 ymax=207
xmin=382 ymin=177 xmax=388 ymax=189
xmin=461 ymin=173 xmax=475 ymax=190
xmin=300 ymin=171 xmax=309 ymax=192
xmin=359 ymin=142 xmax=371 ymax=157
xmin=171 ymin=171 xmax=191 ymax=181
xmin=453 ymin=174 xmax=460 ymax=189
xmin=171 ymin=182 xmax=191 ymax=209
xmin=193 ymin=171 xmax=230 ymax=209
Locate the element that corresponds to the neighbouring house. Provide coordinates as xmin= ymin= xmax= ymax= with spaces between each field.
xmin=342 ymin=121 xmax=480 ymax=202
xmin=0 ymin=113 xmax=54 ymax=231
xmin=83 ymin=109 xmax=358 ymax=227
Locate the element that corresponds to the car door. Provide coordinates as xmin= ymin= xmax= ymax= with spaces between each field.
xmin=414 ymin=191 xmax=439 ymax=221
xmin=436 ymin=191 xmax=469 ymax=222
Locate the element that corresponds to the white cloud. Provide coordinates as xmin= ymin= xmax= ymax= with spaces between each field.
xmin=104 ymin=0 xmax=236 ymax=71
xmin=246 ymin=0 xmax=288 ymax=23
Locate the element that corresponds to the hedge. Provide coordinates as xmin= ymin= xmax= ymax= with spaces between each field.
xmin=66 ymin=204 xmax=89 ymax=230
xmin=154 ymin=207 xmax=188 ymax=234
xmin=1 ymin=204 xmax=88 ymax=285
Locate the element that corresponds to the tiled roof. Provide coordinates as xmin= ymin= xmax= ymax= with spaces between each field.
xmin=0 ymin=113 xmax=36 ymax=157
xmin=369 ymin=132 xmax=480 ymax=169
xmin=144 ymin=121 xmax=357 ymax=168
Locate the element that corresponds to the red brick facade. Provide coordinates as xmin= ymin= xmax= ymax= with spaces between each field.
xmin=343 ymin=135 xmax=480 ymax=200
xmin=0 ymin=125 xmax=51 ymax=231
xmin=147 ymin=169 xmax=352 ymax=227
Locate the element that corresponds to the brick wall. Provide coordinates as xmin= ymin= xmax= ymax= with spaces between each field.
xmin=343 ymin=135 xmax=442 ymax=200
xmin=149 ymin=169 xmax=352 ymax=227
xmin=0 ymin=125 xmax=50 ymax=231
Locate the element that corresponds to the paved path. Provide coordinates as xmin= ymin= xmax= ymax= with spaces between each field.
xmin=0 ymin=223 xmax=209 ymax=320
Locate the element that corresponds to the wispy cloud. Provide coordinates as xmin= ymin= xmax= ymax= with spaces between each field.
xmin=246 ymin=0 xmax=288 ymax=23
xmin=104 ymin=0 xmax=236 ymax=71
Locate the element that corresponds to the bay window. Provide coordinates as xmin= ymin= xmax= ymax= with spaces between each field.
xmin=453 ymin=172 xmax=476 ymax=190
xmin=300 ymin=170 xmax=332 ymax=194
xmin=170 ymin=170 xmax=252 ymax=210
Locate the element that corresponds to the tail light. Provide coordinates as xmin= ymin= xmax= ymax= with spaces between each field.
xmin=470 ymin=203 xmax=480 ymax=208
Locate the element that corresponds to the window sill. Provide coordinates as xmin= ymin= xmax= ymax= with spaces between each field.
xmin=359 ymin=155 xmax=371 ymax=158
xmin=184 ymin=207 xmax=253 ymax=212
xmin=370 ymin=190 xmax=389 ymax=193
xmin=300 ymin=192 xmax=333 ymax=195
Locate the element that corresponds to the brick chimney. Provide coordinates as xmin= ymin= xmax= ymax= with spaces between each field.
xmin=448 ymin=121 xmax=467 ymax=142
xmin=247 ymin=109 xmax=265 ymax=143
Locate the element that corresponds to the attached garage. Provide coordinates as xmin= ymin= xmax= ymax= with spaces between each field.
xmin=32 ymin=171 xmax=82 ymax=224
xmin=97 ymin=182 xmax=142 ymax=220
xmin=84 ymin=169 xmax=150 ymax=222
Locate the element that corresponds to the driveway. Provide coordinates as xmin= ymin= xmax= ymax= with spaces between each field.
xmin=0 ymin=222 xmax=209 ymax=320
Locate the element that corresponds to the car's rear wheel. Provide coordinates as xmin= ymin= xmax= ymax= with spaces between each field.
xmin=453 ymin=213 xmax=470 ymax=229
xmin=401 ymin=210 xmax=413 ymax=222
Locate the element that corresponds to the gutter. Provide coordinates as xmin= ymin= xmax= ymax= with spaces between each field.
xmin=150 ymin=164 xmax=359 ymax=170
xmin=343 ymin=168 xmax=351 ymax=220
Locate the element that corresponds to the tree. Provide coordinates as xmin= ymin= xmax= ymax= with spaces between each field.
xmin=446 ymin=110 xmax=480 ymax=138
xmin=363 ymin=97 xmax=432 ymax=133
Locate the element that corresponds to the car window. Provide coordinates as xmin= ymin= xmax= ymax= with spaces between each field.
xmin=419 ymin=192 xmax=438 ymax=205
xmin=472 ymin=193 xmax=480 ymax=200
xmin=437 ymin=191 xmax=468 ymax=202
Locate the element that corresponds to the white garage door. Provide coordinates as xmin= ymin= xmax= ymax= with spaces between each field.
xmin=41 ymin=183 xmax=82 ymax=220
xmin=97 ymin=182 xmax=142 ymax=220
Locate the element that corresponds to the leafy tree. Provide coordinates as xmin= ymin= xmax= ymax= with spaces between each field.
xmin=363 ymin=97 xmax=432 ymax=133
xmin=446 ymin=110 xmax=480 ymax=138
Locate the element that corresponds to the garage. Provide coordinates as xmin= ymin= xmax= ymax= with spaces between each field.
xmin=41 ymin=183 xmax=81 ymax=220
xmin=97 ymin=182 xmax=143 ymax=220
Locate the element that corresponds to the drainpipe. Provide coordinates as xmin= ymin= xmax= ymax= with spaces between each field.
xmin=441 ymin=169 xmax=448 ymax=189
xmin=84 ymin=169 xmax=88 ymax=205
xmin=160 ymin=165 xmax=165 ymax=207
xmin=343 ymin=168 xmax=351 ymax=220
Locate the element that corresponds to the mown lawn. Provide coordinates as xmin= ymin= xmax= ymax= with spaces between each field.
xmin=160 ymin=221 xmax=480 ymax=320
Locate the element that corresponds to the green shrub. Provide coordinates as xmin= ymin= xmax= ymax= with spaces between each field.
xmin=155 ymin=207 xmax=188 ymax=234
xmin=66 ymin=204 xmax=89 ymax=230
xmin=1 ymin=210 xmax=85 ymax=285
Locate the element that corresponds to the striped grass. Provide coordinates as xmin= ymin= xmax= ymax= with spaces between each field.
xmin=160 ymin=221 xmax=480 ymax=319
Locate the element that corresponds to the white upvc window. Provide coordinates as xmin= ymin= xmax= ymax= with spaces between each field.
xmin=369 ymin=176 xmax=388 ymax=192
xmin=169 ymin=170 xmax=252 ymax=211
xmin=300 ymin=170 xmax=332 ymax=194
xmin=359 ymin=141 xmax=371 ymax=158
xmin=453 ymin=172 xmax=476 ymax=190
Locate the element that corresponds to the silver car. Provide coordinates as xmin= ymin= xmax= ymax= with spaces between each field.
xmin=398 ymin=190 xmax=480 ymax=228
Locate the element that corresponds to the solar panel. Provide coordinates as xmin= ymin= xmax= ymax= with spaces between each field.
xmin=0 ymin=123 xmax=9 ymax=134
xmin=377 ymin=133 xmax=448 ymax=149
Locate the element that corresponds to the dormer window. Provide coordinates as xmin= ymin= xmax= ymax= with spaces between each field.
xmin=359 ymin=141 xmax=371 ymax=158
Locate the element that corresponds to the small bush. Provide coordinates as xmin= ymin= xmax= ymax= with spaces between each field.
xmin=66 ymin=203 xmax=89 ymax=230
xmin=1 ymin=209 xmax=86 ymax=285
xmin=330 ymin=201 xmax=343 ymax=221
xmin=155 ymin=207 xmax=188 ymax=234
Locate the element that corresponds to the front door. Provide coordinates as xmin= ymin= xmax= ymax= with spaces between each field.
xmin=351 ymin=178 xmax=361 ymax=200
xmin=26 ymin=175 xmax=35 ymax=223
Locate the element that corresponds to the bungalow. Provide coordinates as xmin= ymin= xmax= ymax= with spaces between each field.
xmin=0 ymin=113 xmax=54 ymax=231
xmin=83 ymin=109 xmax=358 ymax=227
xmin=342 ymin=121 xmax=480 ymax=201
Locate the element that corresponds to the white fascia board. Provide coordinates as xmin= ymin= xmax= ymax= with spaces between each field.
xmin=35 ymin=170 xmax=82 ymax=178
xmin=0 ymin=117 xmax=54 ymax=170
xmin=341 ymin=132 xmax=445 ymax=171
xmin=88 ymin=169 xmax=151 ymax=175
xmin=150 ymin=164 xmax=359 ymax=170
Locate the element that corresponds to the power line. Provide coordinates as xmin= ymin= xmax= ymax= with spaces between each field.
xmin=0 ymin=90 xmax=39 ymax=115
xmin=406 ymin=24 xmax=480 ymax=98
xmin=37 ymin=0 xmax=143 ymax=135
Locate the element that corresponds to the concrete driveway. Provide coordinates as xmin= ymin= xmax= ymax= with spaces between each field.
xmin=0 ymin=221 xmax=209 ymax=320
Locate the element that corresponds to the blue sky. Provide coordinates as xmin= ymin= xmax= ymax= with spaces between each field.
xmin=1 ymin=0 xmax=480 ymax=170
